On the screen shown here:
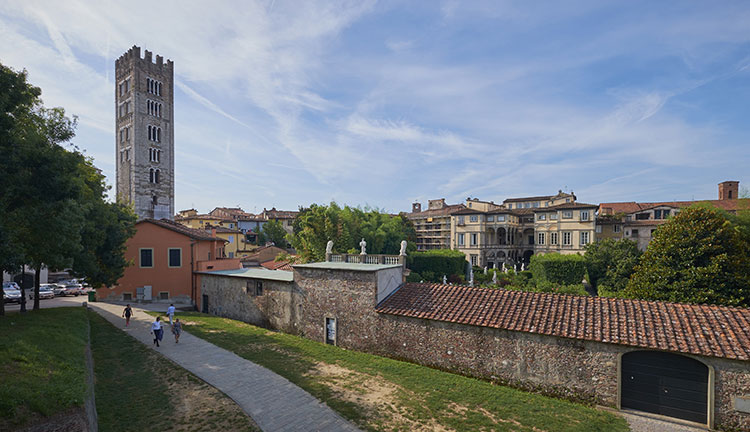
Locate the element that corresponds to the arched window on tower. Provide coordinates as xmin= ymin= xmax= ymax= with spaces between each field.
xmin=156 ymin=128 xmax=161 ymax=142
xmin=149 ymin=168 xmax=155 ymax=183
xmin=158 ymin=82 xmax=162 ymax=96
xmin=155 ymin=169 xmax=160 ymax=183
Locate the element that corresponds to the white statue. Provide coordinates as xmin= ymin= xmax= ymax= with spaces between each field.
xmin=325 ymin=240 xmax=333 ymax=254
xmin=492 ymin=271 xmax=497 ymax=284
xmin=399 ymin=240 xmax=408 ymax=256
xmin=468 ymin=266 xmax=474 ymax=287
xmin=521 ymin=263 xmax=525 ymax=272
xmin=484 ymin=266 xmax=488 ymax=275
xmin=359 ymin=238 xmax=367 ymax=255
xmin=501 ymin=262 xmax=506 ymax=273
xmin=442 ymin=275 xmax=447 ymax=284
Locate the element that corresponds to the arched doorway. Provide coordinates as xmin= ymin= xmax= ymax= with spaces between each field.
xmin=621 ymin=351 xmax=709 ymax=425
xmin=522 ymin=250 xmax=534 ymax=266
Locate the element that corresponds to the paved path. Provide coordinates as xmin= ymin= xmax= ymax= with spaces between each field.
xmin=89 ymin=302 xmax=361 ymax=432
xmin=618 ymin=409 xmax=708 ymax=432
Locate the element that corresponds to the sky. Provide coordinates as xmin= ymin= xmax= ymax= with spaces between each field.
xmin=1 ymin=1 xmax=749 ymax=214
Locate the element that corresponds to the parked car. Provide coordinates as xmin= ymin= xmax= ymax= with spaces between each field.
xmin=3 ymin=281 xmax=20 ymax=291
xmin=29 ymin=284 xmax=56 ymax=300
xmin=3 ymin=287 xmax=22 ymax=304
xmin=61 ymin=282 xmax=82 ymax=296
xmin=52 ymin=284 xmax=67 ymax=296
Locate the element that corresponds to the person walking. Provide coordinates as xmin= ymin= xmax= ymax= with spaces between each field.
xmin=172 ymin=318 xmax=182 ymax=343
xmin=166 ymin=303 xmax=176 ymax=325
xmin=122 ymin=304 xmax=133 ymax=327
xmin=151 ymin=316 xmax=164 ymax=347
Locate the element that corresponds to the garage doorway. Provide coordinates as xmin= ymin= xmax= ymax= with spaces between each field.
xmin=621 ymin=351 xmax=709 ymax=425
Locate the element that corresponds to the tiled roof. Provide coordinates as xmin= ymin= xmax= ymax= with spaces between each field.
xmin=260 ymin=260 xmax=294 ymax=271
xmin=503 ymin=192 xmax=575 ymax=203
xmin=376 ymin=283 xmax=750 ymax=361
xmin=262 ymin=207 xmax=299 ymax=219
xmin=407 ymin=203 xmax=466 ymax=219
xmin=175 ymin=214 xmax=226 ymax=221
xmin=209 ymin=226 xmax=243 ymax=234
xmin=140 ymin=219 xmax=224 ymax=242
xmin=599 ymin=199 xmax=747 ymax=215
xmin=532 ymin=202 xmax=598 ymax=211
xmin=452 ymin=207 xmax=487 ymax=215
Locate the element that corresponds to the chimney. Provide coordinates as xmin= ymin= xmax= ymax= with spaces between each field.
xmin=412 ymin=202 xmax=422 ymax=213
xmin=718 ymin=181 xmax=739 ymax=200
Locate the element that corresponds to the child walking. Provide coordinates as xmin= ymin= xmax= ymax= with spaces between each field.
xmin=122 ymin=304 xmax=133 ymax=327
xmin=172 ymin=318 xmax=182 ymax=343
xmin=151 ymin=316 xmax=164 ymax=347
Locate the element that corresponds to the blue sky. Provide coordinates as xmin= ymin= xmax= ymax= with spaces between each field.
xmin=1 ymin=1 xmax=748 ymax=214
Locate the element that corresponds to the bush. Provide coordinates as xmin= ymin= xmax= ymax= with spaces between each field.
xmin=529 ymin=253 xmax=586 ymax=285
xmin=405 ymin=272 xmax=422 ymax=283
xmin=584 ymin=239 xmax=641 ymax=294
xmin=534 ymin=281 xmax=589 ymax=296
xmin=408 ymin=249 xmax=467 ymax=281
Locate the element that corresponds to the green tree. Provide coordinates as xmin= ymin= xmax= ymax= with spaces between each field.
xmin=0 ymin=63 xmax=136 ymax=312
xmin=262 ymin=219 xmax=289 ymax=248
xmin=626 ymin=205 xmax=750 ymax=306
xmin=584 ymin=239 xmax=641 ymax=296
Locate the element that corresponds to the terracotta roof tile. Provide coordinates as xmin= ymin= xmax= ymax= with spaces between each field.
xmin=376 ymin=283 xmax=750 ymax=361
xmin=140 ymin=219 xmax=225 ymax=242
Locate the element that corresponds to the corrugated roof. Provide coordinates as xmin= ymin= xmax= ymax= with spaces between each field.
xmin=376 ymin=283 xmax=750 ymax=361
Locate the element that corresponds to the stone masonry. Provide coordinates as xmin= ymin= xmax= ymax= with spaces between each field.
xmin=115 ymin=46 xmax=175 ymax=220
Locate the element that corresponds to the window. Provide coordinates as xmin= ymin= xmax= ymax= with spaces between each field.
xmin=228 ymin=235 xmax=234 ymax=243
xmin=255 ymin=281 xmax=263 ymax=296
xmin=654 ymin=209 xmax=671 ymax=219
xmin=550 ymin=232 xmax=559 ymax=245
xmin=631 ymin=229 xmax=639 ymax=237
xmin=487 ymin=215 xmax=494 ymax=222
xmin=614 ymin=225 xmax=621 ymax=233
xmin=140 ymin=248 xmax=153 ymax=267
xmin=595 ymin=225 xmax=602 ymax=233
xmin=458 ymin=233 xmax=465 ymax=246
xmin=508 ymin=204 xmax=513 ymax=209
xmin=470 ymin=255 xmax=478 ymax=266
xmin=562 ymin=232 xmax=572 ymax=246
xmin=149 ymin=148 xmax=161 ymax=163
xmin=470 ymin=215 xmax=478 ymax=222
xmin=497 ymin=215 xmax=505 ymax=222
xmin=538 ymin=232 xmax=545 ymax=245
xmin=458 ymin=216 xmax=465 ymax=225
xmin=168 ymin=248 xmax=181 ymax=267
xmin=538 ymin=214 xmax=546 ymax=221
xmin=635 ymin=213 xmax=650 ymax=220
xmin=581 ymin=211 xmax=589 ymax=221
xmin=580 ymin=231 xmax=589 ymax=245
xmin=470 ymin=233 xmax=478 ymax=246
xmin=562 ymin=211 xmax=573 ymax=219
xmin=524 ymin=202 xmax=530 ymax=208
xmin=550 ymin=212 xmax=558 ymax=220
xmin=650 ymin=229 xmax=656 ymax=236
xmin=228 ymin=252 xmax=234 ymax=258
xmin=533 ymin=202 xmax=539 ymax=208
xmin=149 ymin=168 xmax=161 ymax=184
xmin=123 ymin=293 xmax=132 ymax=301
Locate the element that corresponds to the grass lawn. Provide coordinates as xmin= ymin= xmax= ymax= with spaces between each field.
xmin=89 ymin=310 xmax=260 ymax=432
xmin=0 ymin=308 xmax=89 ymax=430
xmin=150 ymin=311 xmax=630 ymax=432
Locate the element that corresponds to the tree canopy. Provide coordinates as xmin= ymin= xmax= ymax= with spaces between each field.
xmin=584 ymin=239 xmax=641 ymax=295
xmin=626 ymin=205 xmax=750 ymax=306
xmin=261 ymin=219 xmax=289 ymax=248
xmin=0 ymin=63 xmax=136 ymax=312
xmin=289 ymin=203 xmax=417 ymax=262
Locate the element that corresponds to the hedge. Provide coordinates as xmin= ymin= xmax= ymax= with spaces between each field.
xmin=408 ymin=249 xmax=467 ymax=281
xmin=529 ymin=253 xmax=586 ymax=285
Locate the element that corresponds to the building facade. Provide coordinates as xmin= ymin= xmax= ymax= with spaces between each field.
xmin=597 ymin=181 xmax=746 ymax=251
xmin=406 ymin=199 xmax=466 ymax=251
xmin=115 ymin=46 xmax=175 ymax=220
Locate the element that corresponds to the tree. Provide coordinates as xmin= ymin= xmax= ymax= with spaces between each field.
xmin=626 ymin=205 xmax=750 ymax=306
xmin=584 ymin=239 xmax=641 ymax=295
xmin=0 ymin=63 xmax=136 ymax=312
xmin=289 ymin=203 xmax=417 ymax=262
xmin=262 ymin=219 xmax=289 ymax=248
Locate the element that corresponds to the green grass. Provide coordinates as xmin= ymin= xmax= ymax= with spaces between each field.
xmin=0 ymin=308 xmax=89 ymax=430
xmin=151 ymin=311 xmax=630 ymax=432
xmin=89 ymin=311 xmax=259 ymax=432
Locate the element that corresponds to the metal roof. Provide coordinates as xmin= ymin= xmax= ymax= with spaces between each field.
xmin=293 ymin=262 xmax=403 ymax=272
xmin=196 ymin=267 xmax=294 ymax=282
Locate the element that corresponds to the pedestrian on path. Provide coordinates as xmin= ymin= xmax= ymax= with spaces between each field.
xmin=151 ymin=316 xmax=164 ymax=347
xmin=122 ymin=304 xmax=133 ymax=327
xmin=172 ymin=318 xmax=182 ymax=343
xmin=167 ymin=303 xmax=176 ymax=325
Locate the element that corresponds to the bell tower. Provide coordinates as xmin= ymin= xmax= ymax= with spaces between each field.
xmin=115 ymin=46 xmax=175 ymax=220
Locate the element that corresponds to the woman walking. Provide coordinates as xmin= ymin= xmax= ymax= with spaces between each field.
xmin=122 ymin=304 xmax=133 ymax=327
xmin=172 ymin=318 xmax=182 ymax=343
xmin=151 ymin=316 xmax=164 ymax=347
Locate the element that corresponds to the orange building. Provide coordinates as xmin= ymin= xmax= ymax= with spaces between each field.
xmin=98 ymin=219 xmax=241 ymax=304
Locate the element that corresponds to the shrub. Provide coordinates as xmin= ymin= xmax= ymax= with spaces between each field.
xmin=584 ymin=239 xmax=641 ymax=294
xmin=408 ymin=249 xmax=467 ymax=281
xmin=529 ymin=253 xmax=586 ymax=285
xmin=405 ymin=272 xmax=422 ymax=283
xmin=534 ymin=281 xmax=589 ymax=296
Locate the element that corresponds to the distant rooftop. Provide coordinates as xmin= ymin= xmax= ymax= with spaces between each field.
xmin=294 ymin=262 xmax=403 ymax=272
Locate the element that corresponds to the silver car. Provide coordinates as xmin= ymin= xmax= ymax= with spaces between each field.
xmin=3 ymin=287 xmax=22 ymax=304
xmin=30 ymin=284 xmax=56 ymax=300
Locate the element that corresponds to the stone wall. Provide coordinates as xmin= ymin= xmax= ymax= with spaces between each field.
xmin=199 ymin=274 xmax=300 ymax=334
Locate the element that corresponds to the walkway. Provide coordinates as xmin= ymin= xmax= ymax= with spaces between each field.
xmin=89 ymin=302 xmax=361 ymax=432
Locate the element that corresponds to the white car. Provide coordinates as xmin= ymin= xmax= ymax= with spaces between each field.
xmin=30 ymin=284 xmax=56 ymax=300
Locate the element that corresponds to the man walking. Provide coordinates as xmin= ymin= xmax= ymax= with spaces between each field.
xmin=151 ymin=316 xmax=164 ymax=347
xmin=167 ymin=303 xmax=176 ymax=325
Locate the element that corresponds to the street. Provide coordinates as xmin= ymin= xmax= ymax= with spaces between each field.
xmin=4 ymin=294 xmax=85 ymax=313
